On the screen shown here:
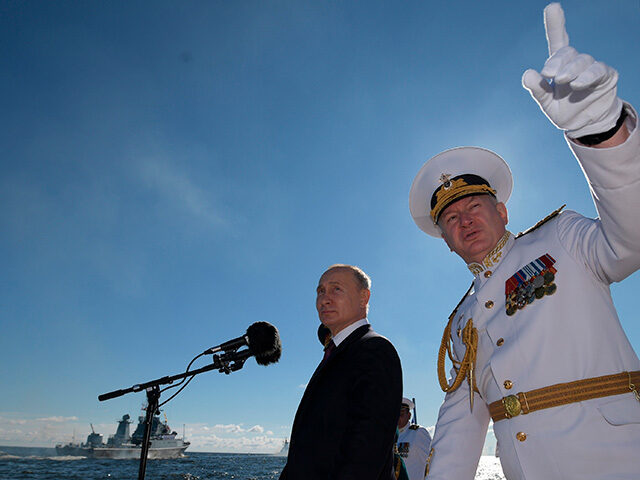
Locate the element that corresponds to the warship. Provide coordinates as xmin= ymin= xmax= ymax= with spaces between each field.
xmin=275 ymin=438 xmax=289 ymax=456
xmin=54 ymin=423 xmax=103 ymax=456
xmin=56 ymin=411 xmax=189 ymax=459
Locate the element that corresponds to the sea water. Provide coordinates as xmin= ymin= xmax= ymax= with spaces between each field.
xmin=0 ymin=448 xmax=505 ymax=480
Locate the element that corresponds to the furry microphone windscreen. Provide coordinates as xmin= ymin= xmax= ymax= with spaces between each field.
xmin=246 ymin=321 xmax=282 ymax=366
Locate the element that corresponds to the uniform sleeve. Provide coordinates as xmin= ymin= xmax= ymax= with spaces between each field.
xmin=335 ymin=337 xmax=403 ymax=480
xmin=425 ymin=368 xmax=490 ymax=480
xmin=418 ymin=427 xmax=432 ymax=458
xmin=561 ymin=104 xmax=640 ymax=283
xmin=415 ymin=428 xmax=432 ymax=479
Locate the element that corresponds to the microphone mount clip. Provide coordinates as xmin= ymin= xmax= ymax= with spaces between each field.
xmin=213 ymin=348 xmax=252 ymax=374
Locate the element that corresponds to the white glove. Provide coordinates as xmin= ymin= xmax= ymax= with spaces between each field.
xmin=522 ymin=3 xmax=622 ymax=139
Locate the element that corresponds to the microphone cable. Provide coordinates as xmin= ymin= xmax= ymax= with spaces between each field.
xmin=158 ymin=352 xmax=204 ymax=408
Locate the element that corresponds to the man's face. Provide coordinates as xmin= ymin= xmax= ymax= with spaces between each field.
xmin=438 ymin=195 xmax=508 ymax=265
xmin=316 ymin=268 xmax=370 ymax=336
xmin=398 ymin=406 xmax=411 ymax=429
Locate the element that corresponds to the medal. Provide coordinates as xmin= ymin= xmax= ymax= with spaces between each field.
xmin=505 ymin=254 xmax=558 ymax=315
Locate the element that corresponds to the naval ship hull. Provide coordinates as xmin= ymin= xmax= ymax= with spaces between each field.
xmin=92 ymin=444 xmax=189 ymax=459
xmin=55 ymin=444 xmax=92 ymax=457
xmin=55 ymin=444 xmax=188 ymax=459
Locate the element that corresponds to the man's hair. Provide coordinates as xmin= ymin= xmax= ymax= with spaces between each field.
xmin=323 ymin=264 xmax=371 ymax=291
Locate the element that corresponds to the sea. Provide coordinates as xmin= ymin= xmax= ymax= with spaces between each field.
xmin=0 ymin=447 xmax=505 ymax=480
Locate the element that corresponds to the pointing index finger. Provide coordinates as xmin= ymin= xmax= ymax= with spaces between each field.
xmin=544 ymin=3 xmax=569 ymax=56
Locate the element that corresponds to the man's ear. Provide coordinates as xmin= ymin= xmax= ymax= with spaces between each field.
xmin=438 ymin=226 xmax=454 ymax=252
xmin=496 ymin=202 xmax=509 ymax=226
xmin=360 ymin=288 xmax=371 ymax=308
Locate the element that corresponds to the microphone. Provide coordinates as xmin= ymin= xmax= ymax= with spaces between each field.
xmin=203 ymin=321 xmax=282 ymax=366
xmin=203 ymin=335 xmax=249 ymax=355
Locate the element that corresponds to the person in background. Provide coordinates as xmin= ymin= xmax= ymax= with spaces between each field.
xmin=393 ymin=428 xmax=411 ymax=480
xmin=396 ymin=397 xmax=432 ymax=480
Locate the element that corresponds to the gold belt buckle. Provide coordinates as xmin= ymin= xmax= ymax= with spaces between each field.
xmin=503 ymin=394 xmax=522 ymax=418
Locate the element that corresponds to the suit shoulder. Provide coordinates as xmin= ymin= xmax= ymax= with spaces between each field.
xmin=355 ymin=330 xmax=400 ymax=365
xmin=361 ymin=331 xmax=397 ymax=353
xmin=361 ymin=329 xmax=393 ymax=345
xmin=516 ymin=205 xmax=565 ymax=239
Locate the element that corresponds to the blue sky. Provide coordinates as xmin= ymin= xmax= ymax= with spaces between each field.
xmin=1 ymin=0 xmax=639 ymax=453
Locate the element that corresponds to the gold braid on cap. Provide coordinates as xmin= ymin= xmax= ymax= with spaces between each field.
xmin=430 ymin=178 xmax=496 ymax=223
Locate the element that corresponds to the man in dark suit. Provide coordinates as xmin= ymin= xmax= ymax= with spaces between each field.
xmin=280 ymin=264 xmax=403 ymax=479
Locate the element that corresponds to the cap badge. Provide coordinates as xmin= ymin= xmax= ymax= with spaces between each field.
xmin=439 ymin=173 xmax=452 ymax=189
xmin=430 ymin=174 xmax=496 ymax=224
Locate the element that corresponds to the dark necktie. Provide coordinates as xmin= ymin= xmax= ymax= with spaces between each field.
xmin=322 ymin=340 xmax=335 ymax=363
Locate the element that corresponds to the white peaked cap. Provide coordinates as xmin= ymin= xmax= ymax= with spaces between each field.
xmin=409 ymin=146 xmax=513 ymax=237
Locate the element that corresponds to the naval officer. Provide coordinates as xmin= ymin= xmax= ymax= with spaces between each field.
xmin=396 ymin=398 xmax=432 ymax=480
xmin=409 ymin=3 xmax=640 ymax=479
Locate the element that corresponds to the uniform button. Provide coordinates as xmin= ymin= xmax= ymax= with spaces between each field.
xmin=485 ymin=300 xmax=494 ymax=309
xmin=484 ymin=270 xmax=492 ymax=278
xmin=504 ymin=380 xmax=513 ymax=389
xmin=456 ymin=328 xmax=461 ymax=337
xmin=516 ymin=432 xmax=527 ymax=442
xmin=496 ymin=338 xmax=504 ymax=346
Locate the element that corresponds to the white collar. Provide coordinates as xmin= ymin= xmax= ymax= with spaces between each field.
xmin=332 ymin=318 xmax=369 ymax=347
xmin=467 ymin=231 xmax=514 ymax=278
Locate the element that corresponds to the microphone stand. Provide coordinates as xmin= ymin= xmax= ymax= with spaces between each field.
xmin=98 ymin=349 xmax=252 ymax=480
xmin=139 ymin=386 xmax=159 ymax=479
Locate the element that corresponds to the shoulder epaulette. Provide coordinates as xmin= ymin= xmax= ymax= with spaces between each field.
xmin=516 ymin=205 xmax=566 ymax=239
xmin=409 ymin=424 xmax=420 ymax=430
xmin=448 ymin=282 xmax=474 ymax=321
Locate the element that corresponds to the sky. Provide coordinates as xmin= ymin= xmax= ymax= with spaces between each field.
xmin=1 ymin=0 xmax=639 ymax=454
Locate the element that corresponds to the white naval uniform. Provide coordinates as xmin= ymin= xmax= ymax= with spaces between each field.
xmin=428 ymin=105 xmax=640 ymax=480
xmin=397 ymin=424 xmax=432 ymax=480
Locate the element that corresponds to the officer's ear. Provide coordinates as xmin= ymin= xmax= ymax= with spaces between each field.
xmin=496 ymin=202 xmax=509 ymax=226
xmin=437 ymin=225 xmax=454 ymax=252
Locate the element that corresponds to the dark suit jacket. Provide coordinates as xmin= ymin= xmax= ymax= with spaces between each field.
xmin=280 ymin=324 xmax=403 ymax=480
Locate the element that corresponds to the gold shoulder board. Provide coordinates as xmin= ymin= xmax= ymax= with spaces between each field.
xmin=516 ymin=205 xmax=566 ymax=239
xmin=447 ymin=282 xmax=474 ymax=322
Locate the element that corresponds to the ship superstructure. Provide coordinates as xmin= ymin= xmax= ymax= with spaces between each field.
xmin=55 ymin=411 xmax=189 ymax=459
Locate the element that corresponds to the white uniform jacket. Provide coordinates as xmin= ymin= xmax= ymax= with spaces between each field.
xmin=428 ymin=105 xmax=640 ymax=480
xmin=397 ymin=424 xmax=432 ymax=480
